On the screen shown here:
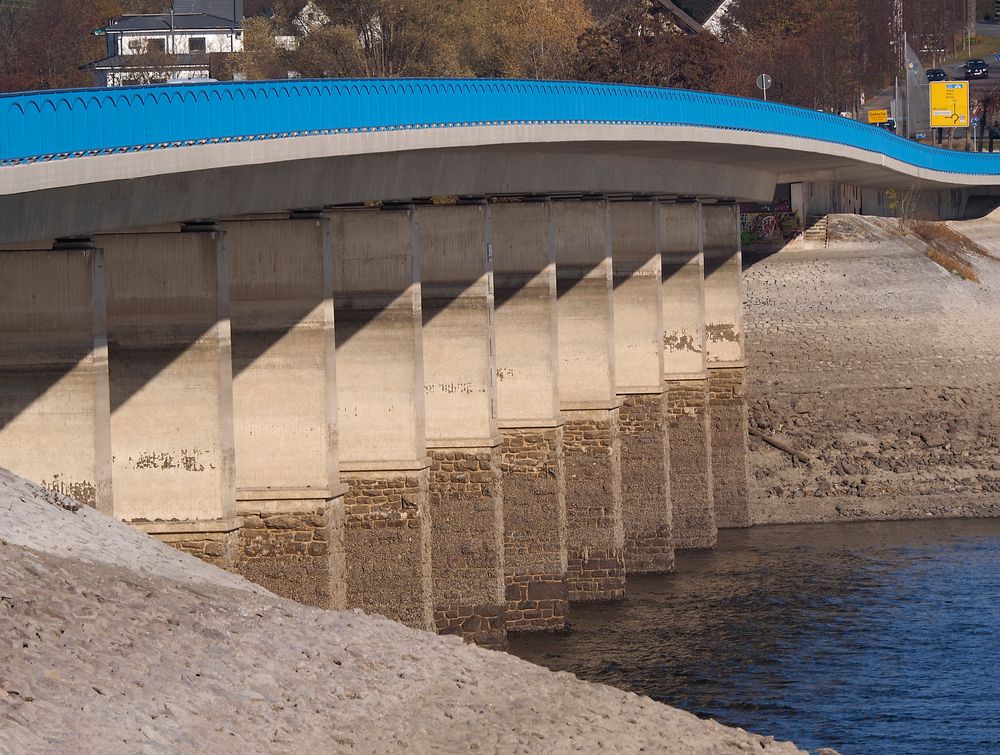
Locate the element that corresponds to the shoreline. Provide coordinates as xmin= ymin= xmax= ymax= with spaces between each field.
xmin=750 ymin=493 xmax=1000 ymax=526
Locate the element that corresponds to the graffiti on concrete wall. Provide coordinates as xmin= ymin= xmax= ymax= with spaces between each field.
xmin=740 ymin=213 xmax=799 ymax=244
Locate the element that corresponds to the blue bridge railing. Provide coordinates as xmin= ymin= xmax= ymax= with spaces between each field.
xmin=2 ymin=78 xmax=999 ymax=176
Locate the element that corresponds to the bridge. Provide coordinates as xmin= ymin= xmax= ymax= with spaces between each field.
xmin=2 ymin=79 xmax=998 ymax=647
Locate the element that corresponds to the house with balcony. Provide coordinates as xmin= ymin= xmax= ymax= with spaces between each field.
xmin=86 ymin=0 xmax=244 ymax=86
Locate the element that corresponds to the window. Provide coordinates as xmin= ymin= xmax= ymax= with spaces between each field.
xmin=188 ymin=37 xmax=206 ymax=53
xmin=147 ymin=38 xmax=166 ymax=53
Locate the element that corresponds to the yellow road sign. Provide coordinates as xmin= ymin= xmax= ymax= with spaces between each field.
xmin=930 ymin=81 xmax=969 ymax=128
xmin=867 ymin=109 xmax=889 ymax=124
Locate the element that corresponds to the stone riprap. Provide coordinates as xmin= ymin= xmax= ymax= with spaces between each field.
xmin=0 ymin=468 xmax=806 ymax=753
xmin=745 ymin=214 xmax=1000 ymax=523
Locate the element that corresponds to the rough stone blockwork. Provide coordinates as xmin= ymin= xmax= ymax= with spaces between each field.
xmin=563 ymin=411 xmax=625 ymax=602
xmin=666 ymin=379 xmax=717 ymax=549
xmin=158 ymin=529 xmax=239 ymax=570
xmin=619 ymin=393 xmax=674 ymax=574
xmin=342 ymin=470 xmax=434 ymax=631
xmin=236 ymin=502 xmax=344 ymax=609
xmin=428 ymin=449 xmax=506 ymax=648
xmin=708 ymin=367 xmax=752 ymax=528
xmin=501 ymin=427 xmax=568 ymax=633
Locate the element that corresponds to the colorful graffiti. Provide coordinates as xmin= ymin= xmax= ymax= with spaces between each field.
xmin=740 ymin=211 xmax=801 ymax=245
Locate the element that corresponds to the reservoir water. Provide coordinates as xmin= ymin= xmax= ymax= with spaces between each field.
xmin=508 ymin=519 xmax=1000 ymax=754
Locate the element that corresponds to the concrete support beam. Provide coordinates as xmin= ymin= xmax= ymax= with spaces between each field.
xmin=330 ymin=207 xmax=433 ymax=631
xmin=492 ymin=199 xmax=567 ymax=634
xmin=702 ymin=202 xmax=751 ymax=529
xmin=101 ymin=228 xmax=238 ymax=566
xmin=611 ymin=199 xmax=673 ymax=574
xmin=224 ymin=217 xmax=346 ymax=609
xmin=418 ymin=202 xmax=505 ymax=648
xmin=0 ymin=244 xmax=112 ymax=513
xmin=554 ymin=198 xmax=624 ymax=602
xmin=661 ymin=201 xmax=716 ymax=549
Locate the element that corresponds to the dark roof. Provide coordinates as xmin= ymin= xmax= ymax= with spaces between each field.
xmin=671 ymin=0 xmax=727 ymax=24
xmin=83 ymin=53 xmax=210 ymax=71
xmin=103 ymin=13 xmax=240 ymax=33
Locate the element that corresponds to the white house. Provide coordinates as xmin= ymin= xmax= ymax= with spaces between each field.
xmin=86 ymin=0 xmax=244 ymax=86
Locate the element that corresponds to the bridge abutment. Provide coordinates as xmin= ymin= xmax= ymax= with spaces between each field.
xmin=611 ymin=199 xmax=673 ymax=575
xmin=703 ymin=202 xmax=751 ymax=530
xmin=419 ymin=203 xmax=506 ymax=648
xmin=331 ymin=208 xmax=434 ymax=631
xmin=225 ymin=216 xmax=346 ymax=609
xmin=661 ymin=201 xmax=717 ymax=550
xmin=554 ymin=199 xmax=625 ymax=602
xmin=492 ymin=200 xmax=568 ymax=634
xmin=101 ymin=228 xmax=239 ymax=564
xmin=0 ymin=243 xmax=112 ymax=514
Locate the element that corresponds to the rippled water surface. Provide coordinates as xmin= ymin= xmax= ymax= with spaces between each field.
xmin=508 ymin=520 xmax=1000 ymax=754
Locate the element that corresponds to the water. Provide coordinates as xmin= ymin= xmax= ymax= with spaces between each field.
xmin=508 ymin=520 xmax=1000 ymax=754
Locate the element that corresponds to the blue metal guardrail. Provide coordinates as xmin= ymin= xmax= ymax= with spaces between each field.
xmin=2 ymin=78 xmax=1000 ymax=175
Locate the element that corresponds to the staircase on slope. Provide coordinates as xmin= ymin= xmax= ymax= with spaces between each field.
xmin=803 ymin=215 xmax=829 ymax=249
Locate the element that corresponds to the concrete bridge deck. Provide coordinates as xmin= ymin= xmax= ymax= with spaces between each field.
xmin=2 ymin=79 xmax=999 ymax=647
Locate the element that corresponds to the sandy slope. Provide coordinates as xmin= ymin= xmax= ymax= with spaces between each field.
xmin=0 ymin=469 xmax=805 ymax=754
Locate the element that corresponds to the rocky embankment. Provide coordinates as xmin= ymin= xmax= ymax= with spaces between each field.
xmin=745 ymin=213 xmax=1000 ymax=524
xmin=0 ymin=469 xmax=806 ymax=754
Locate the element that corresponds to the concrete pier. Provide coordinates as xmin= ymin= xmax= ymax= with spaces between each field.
xmin=101 ymin=228 xmax=238 ymax=565
xmin=553 ymin=199 xmax=625 ymax=602
xmin=330 ymin=207 xmax=434 ymax=631
xmin=611 ymin=199 xmax=673 ymax=574
xmin=492 ymin=199 xmax=568 ymax=633
xmin=702 ymin=202 xmax=751 ymax=529
xmin=0 ymin=244 xmax=112 ymax=514
xmin=225 ymin=216 xmax=346 ymax=609
xmin=418 ymin=202 xmax=506 ymax=648
xmin=661 ymin=201 xmax=717 ymax=549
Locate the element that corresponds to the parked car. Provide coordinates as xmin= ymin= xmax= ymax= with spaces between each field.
xmin=926 ymin=68 xmax=948 ymax=82
xmin=876 ymin=118 xmax=897 ymax=134
xmin=965 ymin=59 xmax=989 ymax=79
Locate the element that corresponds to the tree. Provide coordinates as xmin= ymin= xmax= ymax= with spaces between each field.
xmin=227 ymin=15 xmax=289 ymax=79
xmin=308 ymin=0 xmax=461 ymax=77
xmin=465 ymin=0 xmax=593 ymax=79
xmin=7 ymin=0 xmax=122 ymax=91
xmin=575 ymin=1 xmax=731 ymax=91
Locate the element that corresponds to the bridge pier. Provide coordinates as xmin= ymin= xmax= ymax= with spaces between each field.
xmin=554 ymin=198 xmax=625 ymax=602
xmin=0 ymin=243 xmax=112 ymax=513
xmin=330 ymin=207 xmax=434 ymax=631
xmin=703 ymin=202 xmax=751 ymax=529
xmin=418 ymin=203 xmax=506 ymax=648
xmin=611 ymin=199 xmax=673 ymax=575
xmin=101 ymin=228 xmax=239 ymax=565
xmin=661 ymin=201 xmax=717 ymax=549
xmin=492 ymin=199 xmax=568 ymax=634
xmin=224 ymin=216 xmax=346 ymax=609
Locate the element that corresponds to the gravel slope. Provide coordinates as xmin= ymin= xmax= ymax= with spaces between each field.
xmin=745 ymin=214 xmax=1000 ymax=524
xmin=0 ymin=469 xmax=805 ymax=754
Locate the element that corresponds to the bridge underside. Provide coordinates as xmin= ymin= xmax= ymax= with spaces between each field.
xmin=0 ymin=190 xmax=756 ymax=647
xmin=0 ymin=122 xmax=987 ymax=246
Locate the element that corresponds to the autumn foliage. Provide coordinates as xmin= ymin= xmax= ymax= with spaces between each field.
xmin=0 ymin=0 xmax=979 ymax=112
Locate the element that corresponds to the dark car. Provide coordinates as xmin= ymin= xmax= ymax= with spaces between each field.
xmin=926 ymin=68 xmax=948 ymax=82
xmin=876 ymin=118 xmax=897 ymax=134
xmin=965 ymin=59 xmax=989 ymax=79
